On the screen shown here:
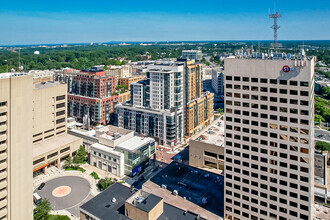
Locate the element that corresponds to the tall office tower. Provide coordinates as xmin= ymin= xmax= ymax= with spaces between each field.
xmin=212 ymin=69 xmax=224 ymax=95
xmin=68 ymin=68 xmax=117 ymax=125
xmin=224 ymin=56 xmax=315 ymax=220
xmin=0 ymin=73 xmax=33 ymax=220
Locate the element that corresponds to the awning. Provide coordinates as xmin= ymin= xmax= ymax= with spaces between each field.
xmin=33 ymin=163 xmax=49 ymax=172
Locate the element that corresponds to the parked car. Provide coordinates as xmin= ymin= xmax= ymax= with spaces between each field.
xmin=38 ymin=183 xmax=45 ymax=190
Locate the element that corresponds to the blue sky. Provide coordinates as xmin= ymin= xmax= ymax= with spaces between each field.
xmin=0 ymin=0 xmax=329 ymax=45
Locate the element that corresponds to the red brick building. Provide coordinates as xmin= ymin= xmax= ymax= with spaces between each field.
xmin=68 ymin=69 xmax=118 ymax=125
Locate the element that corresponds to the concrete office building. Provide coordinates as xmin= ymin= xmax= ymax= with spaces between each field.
xmin=0 ymin=73 xmax=33 ymax=220
xmin=224 ymin=56 xmax=315 ymax=220
xmin=189 ymin=119 xmax=224 ymax=173
xmin=212 ymin=69 xmax=224 ymax=95
xmin=32 ymin=81 xmax=82 ymax=176
xmin=182 ymin=50 xmax=202 ymax=61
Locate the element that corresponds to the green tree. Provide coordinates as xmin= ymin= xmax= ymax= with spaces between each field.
xmin=216 ymin=108 xmax=224 ymax=114
xmin=315 ymin=141 xmax=330 ymax=151
xmin=315 ymin=114 xmax=324 ymax=123
xmin=34 ymin=199 xmax=51 ymax=220
xmin=63 ymin=157 xmax=73 ymax=169
xmin=97 ymin=177 xmax=113 ymax=191
xmin=73 ymin=146 xmax=87 ymax=164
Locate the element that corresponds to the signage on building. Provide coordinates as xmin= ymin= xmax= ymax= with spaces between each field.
xmin=282 ymin=65 xmax=294 ymax=72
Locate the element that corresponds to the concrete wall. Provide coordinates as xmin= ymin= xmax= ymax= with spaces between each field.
xmin=189 ymin=139 xmax=224 ymax=170
xmin=0 ymin=74 xmax=34 ymax=220
xmin=125 ymin=202 xmax=148 ymax=220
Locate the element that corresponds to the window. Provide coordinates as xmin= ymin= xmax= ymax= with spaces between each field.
xmin=260 ymin=78 xmax=267 ymax=83
xmin=251 ymin=78 xmax=258 ymax=82
xmin=226 ymin=76 xmax=232 ymax=80
xmin=243 ymin=77 xmax=249 ymax=82
xmin=234 ymin=76 xmax=241 ymax=81
xmin=270 ymin=79 xmax=277 ymax=84
xmin=290 ymin=80 xmax=298 ymax=86
xmin=56 ymin=118 xmax=65 ymax=124
xmin=300 ymin=81 xmax=308 ymax=87
xmin=279 ymin=80 xmax=287 ymax=85
xmin=56 ymin=95 xmax=65 ymax=101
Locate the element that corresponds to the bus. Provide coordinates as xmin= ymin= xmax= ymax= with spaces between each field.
xmin=33 ymin=193 xmax=42 ymax=205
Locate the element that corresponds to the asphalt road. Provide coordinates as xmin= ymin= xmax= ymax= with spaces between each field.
xmin=315 ymin=127 xmax=330 ymax=143
xmin=34 ymin=176 xmax=92 ymax=217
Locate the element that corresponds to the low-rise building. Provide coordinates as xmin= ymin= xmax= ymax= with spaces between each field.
xmin=30 ymin=70 xmax=54 ymax=84
xmin=211 ymin=69 xmax=224 ymax=95
xmin=189 ymin=119 xmax=224 ymax=173
xmin=118 ymin=75 xmax=143 ymax=89
xmin=90 ymin=143 xmax=124 ymax=177
xmin=80 ymin=183 xmax=206 ymax=220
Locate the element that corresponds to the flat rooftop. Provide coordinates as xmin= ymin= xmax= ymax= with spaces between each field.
xmin=33 ymin=133 xmax=81 ymax=158
xmin=80 ymin=183 xmax=205 ymax=220
xmin=194 ymin=121 xmax=224 ymax=146
xmin=91 ymin=143 xmax=123 ymax=157
xmin=34 ymin=81 xmax=63 ymax=89
xmin=116 ymin=136 xmax=154 ymax=152
xmin=0 ymin=72 xmax=29 ymax=79
xmin=143 ymin=162 xmax=224 ymax=219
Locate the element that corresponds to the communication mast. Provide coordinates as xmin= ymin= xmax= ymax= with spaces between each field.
xmin=269 ymin=11 xmax=282 ymax=48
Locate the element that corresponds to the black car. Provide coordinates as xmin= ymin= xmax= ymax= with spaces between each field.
xmin=38 ymin=183 xmax=45 ymax=190
xmin=131 ymin=181 xmax=138 ymax=188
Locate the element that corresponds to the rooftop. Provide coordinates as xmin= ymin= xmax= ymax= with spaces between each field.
xmin=80 ymin=183 xmax=206 ymax=220
xmin=0 ymin=72 xmax=29 ymax=79
xmin=116 ymin=136 xmax=154 ymax=152
xmin=143 ymin=162 xmax=224 ymax=219
xmin=33 ymin=134 xmax=81 ymax=158
xmin=90 ymin=143 xmax=123 ymax=157
xmin=34 ymin=81 xmax=63 ymax=89
xmin=194 ymin=120 xmax=224 ymax=146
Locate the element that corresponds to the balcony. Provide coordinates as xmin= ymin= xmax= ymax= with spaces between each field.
xmin=0 ymin=116 xmax=6 ymax=124
xmin=0 ymin=106 xmax=6 ymax=114
xmin=0 ymin=163 xmax=6 ymax=171
xmin=0 ymin=172 xmax=7 ymax=181
xmin=0 ymin=190 xmax=7 ymax=200
xmin=0 ymin=144 xmax=6 ymax=152
xmin=0 ymin=207 xmax=7 ymax=218
xmin=0 ymin=125 xmax=6 ymax=133
xmin=0 ymin=135 xmax=6 ymax=143
xmin=0 ymin=181 xmax=7 ymax=190
xmin=0 ymin=199 xmax=7 ymax=209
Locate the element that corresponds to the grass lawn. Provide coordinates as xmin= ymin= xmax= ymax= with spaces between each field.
xmin=90 ymin=171 xmax=100 ymax=179
xmin=65 ymin=166 xmax=86 ymax=173
xmin=48 ymin=215 xmax=70 ymax=220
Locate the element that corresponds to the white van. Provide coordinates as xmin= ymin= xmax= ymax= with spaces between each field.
xmin=33 ymin=193 xmax=42 ymax=205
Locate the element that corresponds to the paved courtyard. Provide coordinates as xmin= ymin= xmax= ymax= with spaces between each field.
xmin=34 ymin=176 xmax=93 ymax=217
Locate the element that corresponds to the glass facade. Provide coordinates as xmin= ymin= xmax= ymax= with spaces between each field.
xmin=116 ymin=141 xmax=155 ymax=176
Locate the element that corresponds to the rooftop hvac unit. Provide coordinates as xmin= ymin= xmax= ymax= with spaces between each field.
xmin=135 ymin=196 xmax=144 ymax=203
xmin=202 ymin=197 xmax=207 ymax=205
xmin=112 ymin=197 xmax=116 ymax=203
xmin=161 ymin=184 xmax=167 ymax=189
xmin=173 ymin=190 xmax=178 ymax=196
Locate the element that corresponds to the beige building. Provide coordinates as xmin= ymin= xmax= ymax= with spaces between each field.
xmin=186 ymin=92 xmax=214 ymax=136
xmin=189 ymin=119 xmax=224 ymax=173
xmin=118 ymin=76 xmax=142 ymax=89
xmin=0 ymin=73 xmax=33 ymax=220
xmin=32 ymin=81 xmax=82 ymax=176
xmin=224 ymin=56 xmax=315 ymax=220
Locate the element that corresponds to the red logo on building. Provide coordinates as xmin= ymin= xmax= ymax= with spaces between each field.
xmin=282 ymin=65 xmax=290 ymax=72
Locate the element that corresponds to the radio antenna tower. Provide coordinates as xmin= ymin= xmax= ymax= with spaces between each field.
xmin=269 ymin=11 xmax=282 ymax=48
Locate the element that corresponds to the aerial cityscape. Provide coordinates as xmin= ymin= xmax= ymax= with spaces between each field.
xmin=0 ymin=1 xmax=330 ymax=220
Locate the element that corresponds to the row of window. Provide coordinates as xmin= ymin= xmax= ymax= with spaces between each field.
xmin=226 ymin=141 xmax=309 ymax=155
xmin=225 ymin=158 xmax=310 ymax=180
xmin=226 ymin=85 xmax=309 ymax=96
xmin=93 ymin=151 xmax=117 ymax=163
xmin=226 ymin=124 xmax=309 ymax=135
xmin=226 ymin=116 xmax=309 ymax=126
xmin=226 ymin=95 xmax=310 ymax=107
xmin=225 ymin=76 xmax=309 ymax=87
